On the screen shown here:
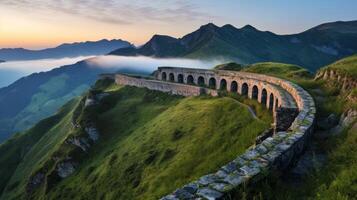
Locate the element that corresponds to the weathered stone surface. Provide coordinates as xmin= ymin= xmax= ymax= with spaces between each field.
xmin=255 ymin=144 xmax=268 ymax=154
xmin=241 ymin=149 xmax=259 ymax=160
xmin=198 ymin=174 xmax=219 ymax=186
xmin=221 ymin=162 xmax=237 ymax=174
xmin=173 ymin=188 xmax=195 ymax=199
xmin=233 ymin=156 xmax=247 ymax=166
xmin=66 ymin=137 xmax=90 ymax=152
xmin=239 ymin=165 xmax=260 ymax=177
xmin=197 ymin=188 xmax=223 ymax=200
xmin=182 ymin=182 xmax=199 ymax=194
xmin=57 ymin=160 xmax=76 ymax=178
xmin=84 ymin=98 xmax=96 ymax=107
xmin=85 ymin=126 xmax=99 ymax=141
xmin=215 ymin=170 xmax=229 ymax=179
xmin=209 ymin=182 xmax=234 ymax=193
xmin=160 ymin=195 xmax=180 ymax=200
xmin=26 ymin=172 xmax=45 ymax=194
xmin=223 ymin=172 xmax=245 ymax=186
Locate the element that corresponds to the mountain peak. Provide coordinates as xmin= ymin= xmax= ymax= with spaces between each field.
xmin=148 ymin=35 xmax=179 ymax=43
xmin=241 ymin=24 xmax=257 ymax=31
xmin=199 ymin=23 xmax=220 ymax=31
xmin=309 ymin=20 xmax=357 ymax=34
xmin=222 ymin=24 xmax=237 ymax=30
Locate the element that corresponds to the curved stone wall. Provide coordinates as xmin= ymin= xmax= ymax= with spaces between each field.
xmin=110 ymin=67 xmax=315 ymax=200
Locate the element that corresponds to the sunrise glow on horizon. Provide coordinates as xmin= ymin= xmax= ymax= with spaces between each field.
xmin=1 ymin=0 xmax=357 ymax=50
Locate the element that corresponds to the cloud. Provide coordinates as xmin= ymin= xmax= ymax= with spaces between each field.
xmin=0 ymin=0 xmax=214 ymax=25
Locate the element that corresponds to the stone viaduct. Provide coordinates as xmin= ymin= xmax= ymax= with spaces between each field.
xmin=106 ymin=66 xmax=316 ymax=200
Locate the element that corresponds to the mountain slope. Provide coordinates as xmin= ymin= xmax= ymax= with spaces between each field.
xmin=0 ymin=39 xmax=132 ymax=61
xmin=0 ymin=81 xmax=270 ymax=200
xmin=110 ymin=21 xmax=357 ymax=71
xmin=0 ymin=98 xmax=79 ymax=196
xmin=0 ymin=57 xmax=151 ymax=143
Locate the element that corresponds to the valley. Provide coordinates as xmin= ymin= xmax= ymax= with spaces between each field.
xmin=0 ymin=3 xmax=356 ymax=198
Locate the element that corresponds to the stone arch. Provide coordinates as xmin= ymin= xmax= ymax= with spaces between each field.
xmin=261 ymin=89 xmax=267 ymax=106
xmin=187 ymin=75 xmax=194 ymax=85
xmin=169 ymin=73 xmax=175 ymax=82
xmin=252 ymin=85 xmax=259 ymax=100
xmin=269 ymin=93 xmax=274 ymax=110
xmin=162 ymin=72 xmax=167 ymax=81
xmin=230 ymin=81 xmax=238 ymax=92
xmin=209 ymin=77 xmax=216 ymax=89
xmin=198 ymin=76 xmax=205 ymax=86
xmin=220 ymin=79 xmax=227 ymax=90
xmin=241 ymin=83 xmax=248 ymax=96
xmin=178 ymin=74 xmax=184 ymax=83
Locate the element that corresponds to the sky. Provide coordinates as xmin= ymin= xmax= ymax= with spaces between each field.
xmin=0 ymin=0 xmax=357 ymax=49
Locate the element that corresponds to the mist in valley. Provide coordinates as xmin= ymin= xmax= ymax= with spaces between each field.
xmin=0 ymin=55 xmax=227 ymax=88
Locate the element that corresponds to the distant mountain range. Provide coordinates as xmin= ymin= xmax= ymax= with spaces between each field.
xmin=110 ymin=20 xmax=357 ymax=71
xmin=0 ymin=39 xmax=132 ymax=61
xmin=0 ymin=60 xmax=4 ymax=63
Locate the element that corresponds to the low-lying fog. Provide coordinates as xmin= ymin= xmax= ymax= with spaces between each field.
xmin=0 ymin=55 xmax=226 ymax=88
xmin=0 ymin=56 xmax=95 ymax=88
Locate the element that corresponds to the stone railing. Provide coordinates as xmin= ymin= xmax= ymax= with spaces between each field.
xmin=104 ymin=66 xmax=315 ymax=200
xmin=114 ymin=74 xmax=218 ymax=97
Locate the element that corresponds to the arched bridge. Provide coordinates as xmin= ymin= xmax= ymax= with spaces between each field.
xmin=108 ymin=66 xmax=316 ymax=200
xmin=156 ymin=67 xmax=300 ymax=132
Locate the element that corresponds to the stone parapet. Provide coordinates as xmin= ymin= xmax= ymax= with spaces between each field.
xmin=115 ymin=74 xmax=218 ymax=97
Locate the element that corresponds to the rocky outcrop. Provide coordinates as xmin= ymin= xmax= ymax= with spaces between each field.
xmin=66 ymin=137 xmax=91 ymax=152
xmin=56 ymin=159 xmax=77 ymax=178
xmin=26 ymin=92 xmax=108 ymax=195
xmin=315 ymin=69 xmax=357 ymax=91
xmin=329 ymin=109 xmax=357 ymax=135
xmin=26 ymin=172 xmax=45 ymax=194
xmin=339 ymin=109 xmax=357 ymax=127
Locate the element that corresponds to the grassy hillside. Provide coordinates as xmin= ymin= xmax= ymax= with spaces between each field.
xmin=0 ymin=61 xmax=102 ymax=143
xmin=215 ymin=59 xmax=357 ymax=200
xmin=214 ymin=62 xmax=244 ymax=71
xmin=321 ymin=54 xmax=357 ymax=79
xmin=243 ymin=62 xmax=313 ymax=80
xmin=0 ymin=98 xmax=79 ymax=196
xmin=0 ymin=58 xmax=151 ymax=143
xmin=0 ymin=80 xmax=271 ymax=200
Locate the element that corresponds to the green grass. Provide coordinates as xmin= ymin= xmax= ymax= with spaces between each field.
xmin=0 ymin=81 xmax=271 ymax=200
xmin=214 ymin=62 xmax=244 ymax=71
xmin=44 ymin=86 xmax=269 ymax=200
xmin=242 ymin=62 xmax=313 ymax=80
xmin=321 ymin=54 xmax=357 ymax=79
xmin=218 ymin=58 xmax=357 ymax=200
xmin=0 ymin=98 xmax=79 ymax=199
